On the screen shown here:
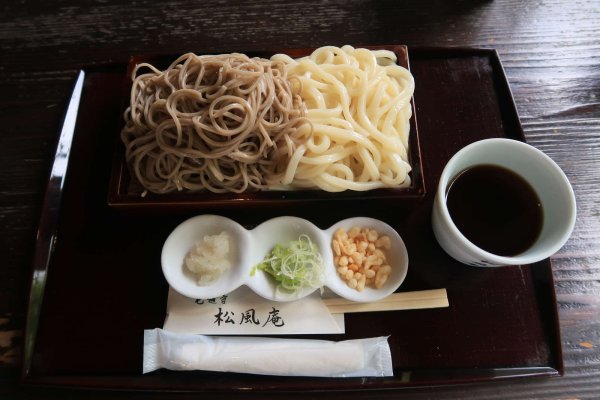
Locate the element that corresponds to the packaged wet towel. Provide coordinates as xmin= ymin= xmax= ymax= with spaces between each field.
xmin=143 ymin=328 xmax=393 ymax=377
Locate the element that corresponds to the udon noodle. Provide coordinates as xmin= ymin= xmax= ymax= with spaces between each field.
xmin=121 ymin=46 xmax=415 ymax=194
xmin=270 ymin=45 xmax=415 ymax=192
xmin=121 ymin=53 xmax=305 ymax=193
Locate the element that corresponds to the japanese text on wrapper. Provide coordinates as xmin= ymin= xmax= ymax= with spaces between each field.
xmin=195 ymin=296 xmax=286 ymax=328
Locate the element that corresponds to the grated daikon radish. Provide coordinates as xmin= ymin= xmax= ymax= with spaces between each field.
xmin=185 ymin=232 xmax=231 ymax=285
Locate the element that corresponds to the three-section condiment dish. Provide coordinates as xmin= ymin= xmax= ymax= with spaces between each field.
xmin=162 ymin=215 xmax=408 ymax=303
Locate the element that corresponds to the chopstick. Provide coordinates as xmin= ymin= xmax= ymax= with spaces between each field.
xmin=324 ymin=289 xmax=449 ymax=314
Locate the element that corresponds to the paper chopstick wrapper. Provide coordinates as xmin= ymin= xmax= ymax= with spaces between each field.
xmin=164 ymin=286 xmax=345 ymax=335
xmin=164 ymin=286 xmax=448 ymax=335
xmin=324 ymin=289 xmax=449 ymax=314
xmin=143 ymin=328 xmax=393 ymax=377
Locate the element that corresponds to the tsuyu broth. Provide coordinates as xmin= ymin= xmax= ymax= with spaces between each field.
xmin=446 ymin=164 xmax=543 ymax=257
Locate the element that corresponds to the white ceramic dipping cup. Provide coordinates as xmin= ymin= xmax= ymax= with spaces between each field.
xmin=432 ymin=138 xmax=576 ymax=267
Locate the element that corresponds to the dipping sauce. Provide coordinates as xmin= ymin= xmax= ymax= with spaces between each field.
xmin=446 ymin=164 xmax=543 ymax=256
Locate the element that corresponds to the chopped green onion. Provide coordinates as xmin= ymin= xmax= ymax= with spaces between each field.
xmin=252 ymin=234 xmax=324 ymax=295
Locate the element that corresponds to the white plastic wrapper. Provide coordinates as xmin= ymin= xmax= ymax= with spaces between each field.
xmin=143 ymin=328 xmax=393 ymax=377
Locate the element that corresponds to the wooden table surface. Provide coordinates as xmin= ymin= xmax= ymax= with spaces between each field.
xmin=1 ymin=0 xmax=599 ymax=398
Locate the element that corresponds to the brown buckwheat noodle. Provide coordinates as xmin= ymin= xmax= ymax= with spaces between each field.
xmin=121 ymin=52 xmax=306 ymax=194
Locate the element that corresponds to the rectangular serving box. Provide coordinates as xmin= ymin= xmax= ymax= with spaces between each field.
xmin=107 ymin=45 xmax=425 ymax=213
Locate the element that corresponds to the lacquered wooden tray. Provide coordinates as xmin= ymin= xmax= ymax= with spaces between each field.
xmin=21 ymin=47 xmax=563 ymax=392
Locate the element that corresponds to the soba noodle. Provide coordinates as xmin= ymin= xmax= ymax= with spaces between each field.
xmin=121 ymin=52 xmax=306 ymax=194
xmin=270 ymin=45 xmax=415 ymax=192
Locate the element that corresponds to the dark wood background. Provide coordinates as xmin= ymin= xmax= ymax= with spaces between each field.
xmin=1 ymin=0 xmax=599 ymax=398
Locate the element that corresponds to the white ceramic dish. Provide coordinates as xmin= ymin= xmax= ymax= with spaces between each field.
xmin=162 ymin=215 xmax=409 ymax=303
